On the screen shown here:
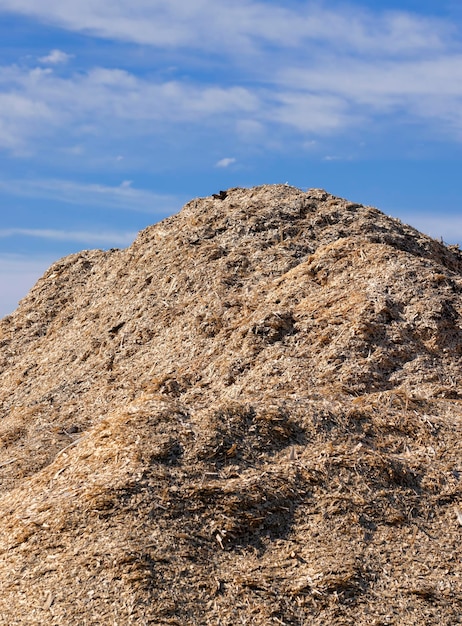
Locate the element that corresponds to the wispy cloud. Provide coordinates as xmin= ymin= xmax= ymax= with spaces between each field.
xmin=0 ymin=1 xmax=452 ymax=55
xmin=0 ymin=64 xmax=259 ymax=153
xmin=0 ymin=1 xmax=461 ymax=159
xmin=267 ymin=92 xmax=352 ymax=134
xmin=0 ymin=227 xmax=136 ymax=246
xmin=276 ymin=55 xmax=462 ymax=133
xmin=0 ymin=178 xmax=183 ymax=214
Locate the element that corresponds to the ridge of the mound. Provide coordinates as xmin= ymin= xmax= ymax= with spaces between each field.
xmin=0 ymin=185 xmax=461 ymax=625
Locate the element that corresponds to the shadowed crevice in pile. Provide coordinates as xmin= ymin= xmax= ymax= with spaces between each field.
xmin=0 ymin=184 xmax=461 ymax=625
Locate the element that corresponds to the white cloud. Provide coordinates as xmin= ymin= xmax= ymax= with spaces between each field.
xmin=215 ymin=157 xmax=236 ymax=168
xmin=39 ymin=49 xmax=73 ymax=64
xmin=0 ymin=88 xmax=56 ymax=152
xmin=0 ymin=178 xmax=183 ymax=214
xmin=0 ymin=64 xmax=259 ymax=152
xmin=0 ymin=1 xmax=452 ymax=56
xmin=271 ymin=53 xmax=462 ymax=135
xmin=2 ymin=47 xmax=462 ymax=161
xmin=0 ymin=2 xmax=460 ymax=156
xmin=268 ymin=92 xmax=353 ymax=134
xmin=0 ymin=227 xmax=136 ymax=246
xmin=279 ymin=56 xmax=462 ymax=107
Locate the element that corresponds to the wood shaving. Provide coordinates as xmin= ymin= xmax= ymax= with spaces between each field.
xmin=0 ymin=184 xmax=461 ymax=624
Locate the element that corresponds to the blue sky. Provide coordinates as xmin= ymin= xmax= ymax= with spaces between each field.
xmin=1 ymin=0 xmax=462 ymax=317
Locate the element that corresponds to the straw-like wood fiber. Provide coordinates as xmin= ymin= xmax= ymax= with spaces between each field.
xmin=0 ymin=185 xmax=461 ymax=624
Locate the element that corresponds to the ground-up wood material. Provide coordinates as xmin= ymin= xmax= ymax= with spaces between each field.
xmin=0 ymin=185 xmax=461 ymax=624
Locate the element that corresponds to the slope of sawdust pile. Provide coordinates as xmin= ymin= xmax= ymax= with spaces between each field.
xmin=0 ymin=184 xmax=462 ymax=625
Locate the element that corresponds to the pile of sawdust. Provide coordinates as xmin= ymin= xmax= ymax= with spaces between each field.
xmin=0 ymin=184 xmax=461 ymax=625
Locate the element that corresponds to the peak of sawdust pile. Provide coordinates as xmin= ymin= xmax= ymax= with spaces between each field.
xmin=1 ymin=184 xmax=462 ymax=625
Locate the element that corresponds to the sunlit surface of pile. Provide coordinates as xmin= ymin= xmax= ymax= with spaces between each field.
xmin=0 ymin=185 xmax=461 ymax=625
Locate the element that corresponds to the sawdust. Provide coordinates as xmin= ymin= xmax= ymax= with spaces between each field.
xmin=0 ymin=184 xmax=461 ymax=624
